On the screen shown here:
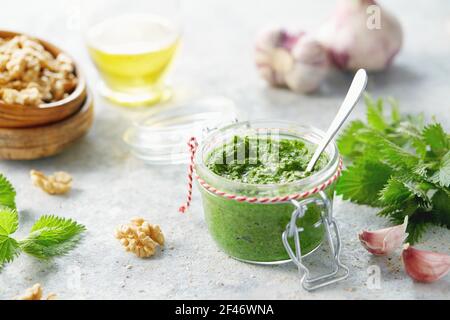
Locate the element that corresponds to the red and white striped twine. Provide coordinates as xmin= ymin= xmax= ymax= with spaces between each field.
xmin=178 ymin=137 xmax=343 ymax=213
xmin=178 ymin=137 xmax=199 ymax=213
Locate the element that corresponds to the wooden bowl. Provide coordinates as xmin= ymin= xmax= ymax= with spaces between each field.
xmin=0 ymin=30 xmax=87 ymax=128
xmin=0 ymin=90 xmax=94 ymax=160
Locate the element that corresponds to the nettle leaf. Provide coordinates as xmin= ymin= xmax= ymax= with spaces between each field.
xmin=406 ymin=220 xmax=430 ymax=244
xmin=359 ymin=130 xmax=420 ymax=170
xmin=336 ymin=158 xmax=393 ymax=206
xmin=337 ymin=95 xmax=450 ymax=244
xmin=423 ymin=123 xmax=449 ymax=157
xmin=0 ymin=206 xmax=19 ymax=236
xmin=30 ymin=215 xmax=86 ymax=234
xmin=412 ymin=162 xmax=430 ymax=179
xmin=0 ymin=205 xmax=20 ymax=267
xmin=377 ymin=204 xmax=402 ymax=218
xmin=0 ymin=235 xmax=20 ymax=267
xmin=379 ymin=178 xmax=412 ymax=205
xmin=379 ymin=142 xmax=419 ymax=169
xmin=411 ymin=137 xmax=428 ymax=159
xmin=0 ymin=174 xmax=16 ymax=210
xmin=19 ymin=215 xmax=86 ymax=259
xmin=366 ymin=97 xmax=388 ymax=131
xmin=431 ymin=189 xmax=450 ymax=228
xmin=396 ymin=121 xmax=427 ymax=157
xmin=430 ymin=151 xmax=450 ymax=187
xmin=337 ymin=120 xmax=366 ymax=158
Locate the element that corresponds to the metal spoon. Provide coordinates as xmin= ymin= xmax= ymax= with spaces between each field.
xmin=306 ymin=69 xmax=368 ymax=172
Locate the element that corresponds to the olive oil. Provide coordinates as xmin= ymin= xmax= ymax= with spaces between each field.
xmin=86 ymin=14 xmax=180 ymax=105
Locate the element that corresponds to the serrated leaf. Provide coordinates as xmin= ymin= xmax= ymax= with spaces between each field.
xmin=366 ymin=99 xmax=388 ymax=131
xmin=0 ymin=174 xmax=16 ymax=210
xmin=336 ymin=159 xmax=393 ymax=206
xmin=412 ymin=162 xmax=429 ymax=178
xmin=395 ymin=121 xmax=427 ymax=157
xmin=19 ymin=215 xmax=86 ymax=260
xmin=0 ymin=206 xmax=19 ymax=236
xmin=379 ymin=178 xmax=412 ymax=205
xmin=381 ymin=200 xmax=419 ymax=223
xmin=423 ymin=123 xmax=449 ymax=157
xmin=377 ymin=204 xmax=402 ymax=218
xmin=431 ymin=189 xmax=450 ymax=228
xmin=430 ymin=151 xmax=450 ymax=187
xmin=411 ymin=137 xmax=428 ymax=159
xmin=406 ymin=222 xmax=429 ymax=244
xmin=30 ymin=215 xmax=86 ymax=234
xmin=19 ymin=233 xmax=83 ymax=260
xmin=0 ymin=235 xmax=20 ymax=267
xmin=337 ymin=120 xmax=366 ymax=158
xmin=359 ymin=130 xmax=420 ymax=170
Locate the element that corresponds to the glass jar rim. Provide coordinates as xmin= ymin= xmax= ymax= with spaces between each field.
xmin=123 ymin=96 xmax=239 ymax=164
xmin=195 ymin=120 xmax=340 ymax=197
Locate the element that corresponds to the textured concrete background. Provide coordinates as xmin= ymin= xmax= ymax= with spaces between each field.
xmin=0 ymin=0 xmax=449 ymax=299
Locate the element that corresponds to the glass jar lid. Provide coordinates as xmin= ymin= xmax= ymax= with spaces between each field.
xmin=123 ymin=96 xmax=239 ymax=164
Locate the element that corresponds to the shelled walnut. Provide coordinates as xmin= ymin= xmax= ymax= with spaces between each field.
xmin=30 ymin=170 xmax=72 ymax=195
xmin=0 ymin=35 xmax=77 ymax=106
xmin=16 ymin=283 xmax=57 ymax=300
xmin=115 ymin=217 xmax=165 ymax=258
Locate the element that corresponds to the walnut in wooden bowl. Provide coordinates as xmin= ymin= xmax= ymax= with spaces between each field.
xmin=0 ymin=31 xmax=87 ymax=128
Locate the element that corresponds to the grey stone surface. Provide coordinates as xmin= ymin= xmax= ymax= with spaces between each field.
xmin=0 ymin=0 xmax=449 ymax=299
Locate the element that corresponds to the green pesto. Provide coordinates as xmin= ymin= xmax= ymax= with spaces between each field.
xmin=206 ymin=136 xmax=328 ymax=184
xmin=200 ymin=136 xmax=334 ymax=262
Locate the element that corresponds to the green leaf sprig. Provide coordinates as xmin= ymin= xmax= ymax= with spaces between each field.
xmin=0 ymin=173 xmax=86 ymax=268
xmin=336 ymin=95 xmax=450 ymax=244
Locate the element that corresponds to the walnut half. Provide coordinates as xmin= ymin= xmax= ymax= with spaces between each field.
xmin=115 ymin=217 xmax=165 ymax=258
xmin=16 ymin=283 xmax=57 ymax=300
xmin=30 ymin=170 xmax=72 ymax=195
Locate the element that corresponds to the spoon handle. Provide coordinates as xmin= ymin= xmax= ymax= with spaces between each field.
xmin=306 ymin=69 xmax=368 ymax=172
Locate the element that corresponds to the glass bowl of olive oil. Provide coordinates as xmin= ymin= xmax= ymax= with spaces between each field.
xmin=82 ymin=0 xmax=181 ymax=106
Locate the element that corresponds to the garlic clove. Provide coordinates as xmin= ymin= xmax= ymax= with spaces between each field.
xmin=284 ymin=37 xmax=329 ymax=93
xmin=255 ymin=28 xmax=329 ymax=93
xmin=358 ymin=216 xmax=408 ymax=256
xmin=272 ymin=48 xmax=294 ymax=74
xmin=255 ymin=28 xmax=303 ymax=87
xmin=402 ymin=244 xmax=450 ymax=283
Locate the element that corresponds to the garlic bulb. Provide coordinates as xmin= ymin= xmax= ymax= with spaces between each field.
xmin=358 ymin=216 xmax=408 ymax=256
xmin=402 ymin=244 xmax=450 ymax=283
xmin=255 ymin=28 xmax=329 ymax=93
xmin=317 ymin=0 xmax=403 ymax=71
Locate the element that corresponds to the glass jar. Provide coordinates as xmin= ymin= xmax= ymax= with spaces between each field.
xmin=123 ymin=96 xmax=239 ymax=164
xmin=195 ymin=120 xmax=340 ymax=264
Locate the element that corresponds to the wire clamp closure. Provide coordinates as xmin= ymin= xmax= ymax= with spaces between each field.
xmin=282 ymin=192 xmax=349 ymax=291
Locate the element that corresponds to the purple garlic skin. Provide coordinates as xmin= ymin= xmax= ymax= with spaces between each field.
xmin=317 ymin=0 xmax=403 ymax=71
xmin=255 ymin=28 xmax=329 ymax=93
xmin=358 ymin=216 xmax=408 ymax=256
xmin=402 ymin=244 xmax=450 ymax=283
